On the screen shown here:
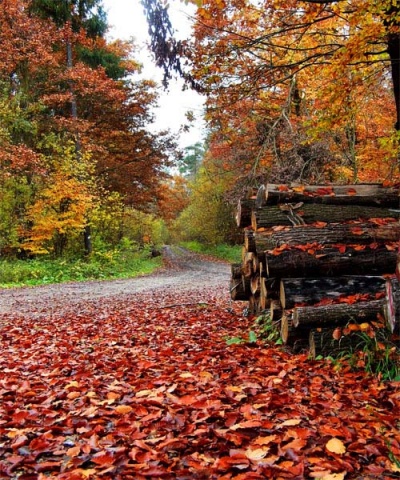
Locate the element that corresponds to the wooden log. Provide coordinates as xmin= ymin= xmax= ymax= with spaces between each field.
xmin=292 ymin=299 xmax=386 ymax=329
xmin=236 ymin=199 xmax=255 ymax=228
xmin=270 ymin=299 xmax=283 ymax=321
xmin=244 ymin=230 xmax=256 ymax=253
xmin=231 ymin=263 xmax=242 ymax=279
xmin=230 ymin=278 xmax=249 ymax=301
xmin=279 ymin=276 xmax=386 ymax=309
xmin=254 ymin=222 xmax=400 ymax=251
xmin=248 ymin=294 xmax=260 ymax=315
xmin=242 ymin=252 xmax=255 ymax=277
xmin=251 ymin=204 xmax=397 ymax=229
xmin=242 ymin=275 xmax=251 ymax=297
xmin=250 ymin=275 xmax=260 ymax=295
xmin=262 ymin=183 xmax=400 ymax=208
xmin=309 ymin=328 xmax=364 ymax=359
xmin=264 ymin=246 xmax=397 ymax=278
xmin=385 ymin=277 xmax=400 ymax=332
xmin=280 ymin=313 xmax=309 ymax=346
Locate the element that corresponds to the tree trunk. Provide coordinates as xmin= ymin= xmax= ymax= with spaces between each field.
xmin=279 ymin=276 xmax=386 ymax=309
xmin=292 ymin=299 xmax=386 ymax=329
xmin=264 ymin=246 xmax=397 ymax=278
xmin=260 ymin=183 xmax=400 ymax=208
xmin=252 ymin=204 xmax=397 ymax=229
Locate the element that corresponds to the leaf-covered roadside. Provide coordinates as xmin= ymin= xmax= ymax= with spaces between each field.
xmin=1 ymin=286 xmax=399 ymax=479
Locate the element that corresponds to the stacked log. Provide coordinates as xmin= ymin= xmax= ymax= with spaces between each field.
xmin=231 ymin=183 xmax=400 ymax=357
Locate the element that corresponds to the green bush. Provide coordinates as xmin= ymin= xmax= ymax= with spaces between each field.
xmin=180 ymin=241 xmax=241 ymax=263
xmin=0 ymin=246 xmax=162 ymax=288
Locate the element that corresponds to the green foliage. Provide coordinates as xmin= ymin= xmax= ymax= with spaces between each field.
xmin=253 ymin=313 xmax=282 ymax=344
xmin=0 ymin=244 xmax=162 ymax=288
xmin=172 ymin=164 xmax=238 ymax=246
xmin=356 ymin=332 xmax=400 ymax=381
xmin=180 ymin=241 xmax=241 ymax=263
xmin=318 ymin=329 xmax=400 ymax=382
xmin=225 ymin=330 xmax=257 ymax=345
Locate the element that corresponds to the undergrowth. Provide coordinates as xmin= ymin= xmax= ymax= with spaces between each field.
xmin=180 ymin=241 xmax=241 ymax=263
xmin=0 ymin=246 xmax=162 ymax=288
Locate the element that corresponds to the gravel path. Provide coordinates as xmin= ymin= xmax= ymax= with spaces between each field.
xmin=0 ymin=246 xmax=231 ymax=318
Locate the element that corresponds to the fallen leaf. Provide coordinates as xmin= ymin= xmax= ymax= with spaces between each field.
xmin=326 ymin=438 xmax=346 ymax=454
xmin=114 ymin=405 xmax=133 ymax=414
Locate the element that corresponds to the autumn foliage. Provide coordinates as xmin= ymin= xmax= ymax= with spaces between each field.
xmin=0 ymin=0 xmax=177 ymax=257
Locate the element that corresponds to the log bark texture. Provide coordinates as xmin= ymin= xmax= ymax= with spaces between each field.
xmin=280 ymin=276 xmax=386 ymax=309
xmin=264 ymin=247 xmax=397 ymax=278
xmin=253 ymin=222 xmax=399 ymax=251
xmin=261 ymin=183 xmax=400 ymax=208
xmin=292 ymin=299 xmax=386 ymax=328
xmin=252 ymin=204 xmax=397 ymax=229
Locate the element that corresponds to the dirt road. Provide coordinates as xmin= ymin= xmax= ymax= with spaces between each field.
xmin=0 ymin=246 xmax=231 ymax=318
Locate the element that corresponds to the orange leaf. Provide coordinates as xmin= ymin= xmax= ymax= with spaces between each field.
xmin=332 ymin=328 xmax=342 ymax=340
xmin=91 ymin=451 xmax=115 ymax=466
xmin=347 ymin=188 xmax=357 ymax=195
xmin=67 ymin=446 xmax=81 ymax=457
xmin=115 ymin=405 xmax=133 ymax=414
xmin=278 ymin=185 xmax=289 ymax=191
xmin=350 ymin=227 xmax=365 ymax=235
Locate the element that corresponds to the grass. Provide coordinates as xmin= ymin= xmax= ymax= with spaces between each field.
xmin=180 ymin=241 xmax=242 ymax=263
xmin=0 ymin=248 xmax=163 ymax=288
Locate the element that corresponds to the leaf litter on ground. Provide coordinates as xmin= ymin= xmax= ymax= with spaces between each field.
xmin=1 ymin=284 xmax=400 ymax=479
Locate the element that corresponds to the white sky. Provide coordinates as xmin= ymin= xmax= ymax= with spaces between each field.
xmin=102 ymin=0 xmax=205 ymax=149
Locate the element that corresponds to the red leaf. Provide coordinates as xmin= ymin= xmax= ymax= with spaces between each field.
xmin=91 ymin=451 xmax=115 ymax=466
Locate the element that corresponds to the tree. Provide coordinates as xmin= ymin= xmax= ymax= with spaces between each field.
xmin=0 ymin=0 xmax=179 ymax=257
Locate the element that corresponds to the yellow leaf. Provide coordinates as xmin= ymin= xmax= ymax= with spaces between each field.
xmin=245 ymin=447 xmax=270 ymax=460
xmin=316 ymin=473 xmax=346 ymax=480
xmin=67 ymin=391 xmax=81 ymax=400
xmin=179 ymin=372 xmax=194 ymax=378
xmin=391 ymin=462 xmax=400 ymax=473
xmin=359 ymin=323 xmax=370 ymax=331
xmin=65 ymin=381 xmax=80 ymax=389
xmin=114 ymin=405 xmax=133 ymax=414
xmin=280 ymin=418 xmax=302 ymax=427
xmin=326 ymin=438 xmax=346 ymax=454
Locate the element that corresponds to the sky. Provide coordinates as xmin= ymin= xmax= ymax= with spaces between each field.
xmin=102 ymin=0 xmax=205 ymax=150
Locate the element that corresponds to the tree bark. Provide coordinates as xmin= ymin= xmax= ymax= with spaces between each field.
xmin=230 ymin=278 xmax=249 ymax=301
xmin=244 ymin=230 xmax=256 ymax=253
xmin=261 ymin=183 xmax=400 ymax=208
xmin=254 ymin=222 xmax=400 ymax=252
xmin=251 ymin=204 xmax=396 ymax=229
xmin=264 ymin=246 xmax=397 ymax=278
xmin=236 ymin=199 xmax=255 ymax=228
xmin=292 ymin=299 xmax=386 ymax=329
xmin=280 ymin=276 xmax=386 ymax=309
xmin=280 ymin=313 xmax=309 ymax=346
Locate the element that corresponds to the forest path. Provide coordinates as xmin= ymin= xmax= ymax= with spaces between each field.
xmin=0 ymin=246 xmax=231 ymax=318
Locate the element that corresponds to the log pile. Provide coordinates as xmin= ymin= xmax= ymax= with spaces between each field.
xmin=231 ymin=183 xmax=400 ymax=357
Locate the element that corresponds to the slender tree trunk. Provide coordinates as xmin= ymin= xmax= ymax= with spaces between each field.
xmin=67 ymin=40 xmax=92 ymax=256
xmin=387 ymin=32 xmax=400 ymax=132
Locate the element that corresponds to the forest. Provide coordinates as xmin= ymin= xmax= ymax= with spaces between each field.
xmin=0 ymin=0 xmax=399 ymax=262
xmin=1 ymin=1 xmax=400 ymax=478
